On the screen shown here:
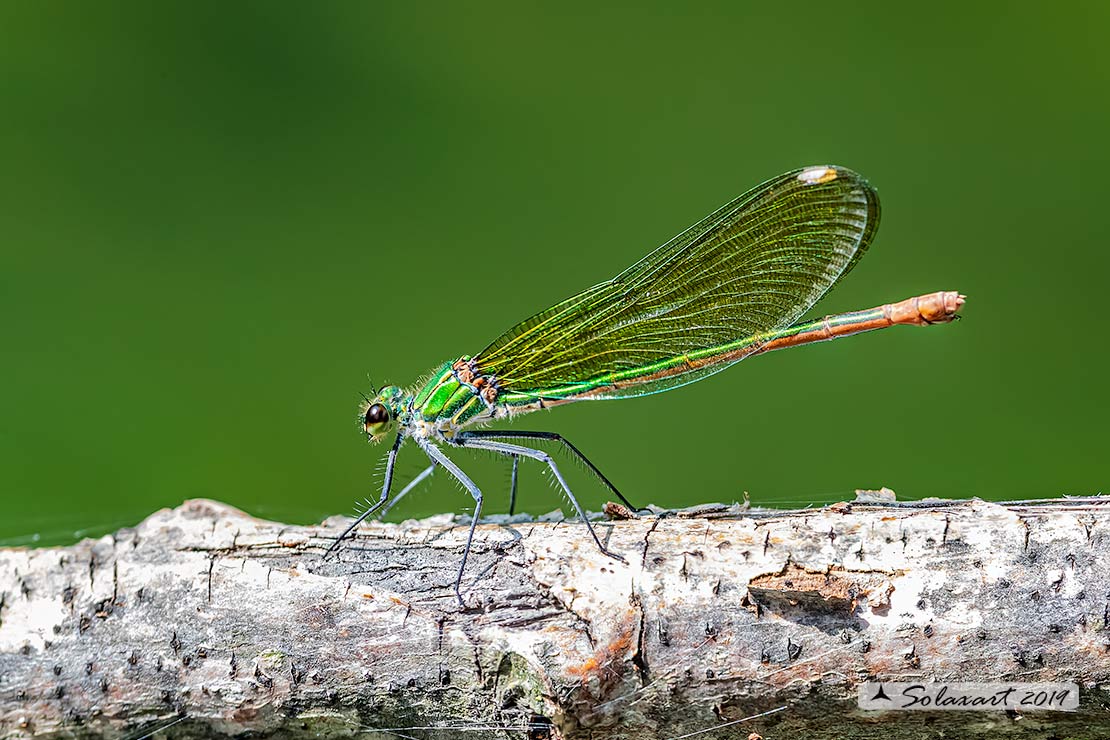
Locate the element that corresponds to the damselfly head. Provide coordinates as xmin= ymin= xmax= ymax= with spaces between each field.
xmin=358 ymin=385 xmax=405 ymax=443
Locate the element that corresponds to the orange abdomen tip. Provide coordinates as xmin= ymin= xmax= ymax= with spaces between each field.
xmin=887 ymin=291 xmax=966 ymax=326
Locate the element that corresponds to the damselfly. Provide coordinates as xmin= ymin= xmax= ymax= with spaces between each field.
xmin=326 ymin=165 xmax=965 ymax=604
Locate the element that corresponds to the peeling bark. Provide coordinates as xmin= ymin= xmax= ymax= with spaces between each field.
xmin=2 ymin=495 xmax=1110 ymax=739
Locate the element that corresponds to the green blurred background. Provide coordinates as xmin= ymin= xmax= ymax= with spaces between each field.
xmin=2 ymin=3 xmax=1107 ymax=545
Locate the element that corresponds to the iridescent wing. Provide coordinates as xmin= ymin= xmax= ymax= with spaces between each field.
xmin=473 ymin=166 xmax=880 ymax=400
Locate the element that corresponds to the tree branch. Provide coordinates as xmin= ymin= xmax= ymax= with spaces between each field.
xmin=2 ymin=495 xmax=1109 ymax=738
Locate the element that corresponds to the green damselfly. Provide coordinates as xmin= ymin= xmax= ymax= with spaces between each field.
xmin=326 ymin=165 xmax=965 ymax=604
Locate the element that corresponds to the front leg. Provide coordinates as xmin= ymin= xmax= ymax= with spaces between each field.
xmin=378 ymin=462 xmax=437 ymax=518
xmin=323 ymin=433 xmax=404 ymax=558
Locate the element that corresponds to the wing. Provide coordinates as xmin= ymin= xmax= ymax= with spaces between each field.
xmin=473 ymin=165 xmax=880 ymax=400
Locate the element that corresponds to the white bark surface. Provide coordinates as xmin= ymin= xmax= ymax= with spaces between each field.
xmin=2 ymin=495 xmax=1109 ymax=739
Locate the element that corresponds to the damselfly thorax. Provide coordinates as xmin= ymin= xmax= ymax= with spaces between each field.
xmin=394 ymin=357 xmax=569 ymax=440
xmin=327 ymin=165 xmax=966 ymax=608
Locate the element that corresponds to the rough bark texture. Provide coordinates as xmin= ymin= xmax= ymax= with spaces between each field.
xmin=2 ymin=495 xmax=1110 ymax=739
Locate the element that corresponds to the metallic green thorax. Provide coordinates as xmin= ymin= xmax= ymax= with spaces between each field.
xmin=402 ymin=358 xmax=555 ymax=434
xmin=410 ymin=362 xmax=480 ymax=425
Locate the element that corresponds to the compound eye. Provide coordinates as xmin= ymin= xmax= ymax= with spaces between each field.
xmin=364 ymin=403 xmax=390 ymax=425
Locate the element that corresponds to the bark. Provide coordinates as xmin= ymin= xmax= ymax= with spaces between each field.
xmin=2 ymin=495 xmax=1110 ymax=739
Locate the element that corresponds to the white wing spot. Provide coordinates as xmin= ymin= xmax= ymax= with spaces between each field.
xmin=798 ymin=166 xmax=838 ymax=185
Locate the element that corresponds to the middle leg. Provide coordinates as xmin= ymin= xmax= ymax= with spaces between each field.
xmin=458 ymin=429 xmax=644 ymax=513
xmin=417 ymin=439 xmax=485 ymax=607
xmin=455 ymin=434 xmax=626 ymax=563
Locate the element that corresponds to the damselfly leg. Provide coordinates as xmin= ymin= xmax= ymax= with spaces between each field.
xmin=457 ymin=429 xmax=646 ymax=514
xmin=416 ymin=439 xmax=484 ymax=606
xmin=323 ymin=433 xmax=403 ymax=558
xmin=509 ymin=454 xmax=519 ymax=515
xmin=378 ymin=462 xmax=437 ymax=518
xmin=455 ymin=433 xmax=627 ymax=564
xmin=377 ymin=457 xmax=521 ymax=519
